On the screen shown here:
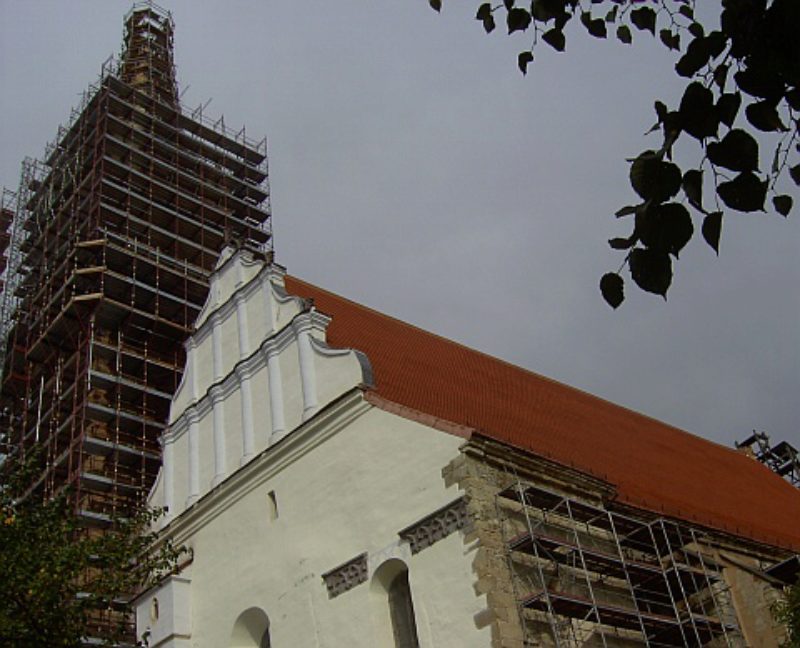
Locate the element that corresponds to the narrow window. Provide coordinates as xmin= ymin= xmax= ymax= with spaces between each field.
xmin=268 ymin=490 xmax=278 ymax=520
xmin=388 ymin=570 xmax=419 ymax=648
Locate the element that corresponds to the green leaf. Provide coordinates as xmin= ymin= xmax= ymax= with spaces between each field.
xmin=682 ymin=169 xmax=703 ymax=210
xmin=429 ymin=0 xmax=442 ymax=12
xmin=629 ymin=248 xmax=672 ymax=297
xmin=542 ymin=27 xmax=566 ymax=51
xmin=702 ymin=211 xmax=723 ymax=254
xmin=734 ymin=67 xmax=785 ymax=102
xmin=791 ymin=165 xmax=800 ymax=186
xmin=659 ymin=29 xmax=680 ymax=51
xmin=605 ymin=5 xmax=618 ymax=23
xmin=518 ymin=51 xmax=534 ymax=75
xmin=786 ymin=88 xmax=800 ymax=111
xmin=705 ymin=31 xmax=727 ymax=58
xmin=679 ymin=5 xmax=694 ymax=20
xmin=615 ymin=204 xmax=638 ymax=218
xmin=504 ymin=0 xmax=515 ymax=9
xmin=600 ymin=272 xmax=625 ymax=309
xmin=716 ymin=92 xmax=741 ymax=128
xmin=675 ymin=36 xmax=712 ymax=77
xmin=608 ymin=234 xmax=637 ymax=249
xmin=580 ymin=12 xmax=606 ymax=38
xmin=476 ymin=2 xmax=495 ymax=32
xmin=616 ymin=24 xmax=632 ymax=44
xmin=553 ymin=10 xmax=572 ymax=31
xmin=629 ymin=151 xmax=682 ymax=203
xmin=589 ymin=17 xmax=607 ymax=38
xmin=745 ymin=101 xmax=788 ymax=132
xmin=717 ymin=171 xmax=767 ymax=212
xmin=773 ymin=195 xmax=793 ymax=217
xmin=532 ymin=0 xmax=567 ymax=23
xmin=654 ymin=100 xmax=668 ymax=124
xmin=688 ymin=22 xmax=704 ymax=38
xmin=630 ymin=7 xmax=656 ymax=35
xmin=706 ymin=129 xmax=759 ymax=173
xmin=507 ymin=7 xmax=532 ymax=33
xmin=679 ymin=81 xmax=718 ymax=140
xmin=636 ymin=202 xmax=694 ymax=257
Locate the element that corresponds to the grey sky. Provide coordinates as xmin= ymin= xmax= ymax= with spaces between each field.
xmin=1 ymin=1 xmax=798 ymax=450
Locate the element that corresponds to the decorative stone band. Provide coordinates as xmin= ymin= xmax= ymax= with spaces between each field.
xmin=398 ymin=497 xmax=469 ymax=555
xmin=321 ymin=553 xmax=368 ymax=599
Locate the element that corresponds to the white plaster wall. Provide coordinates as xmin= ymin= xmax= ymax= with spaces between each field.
xmin=153 ymin=250 xmax=371 ymax=520
xmin=159 ymin=404 xmax=488 ymax=648
xmin=245 ymin=289 xmax=267 ymax=341
xmin=224 ymin=389 xmax=244 ymax=472
xmin=171 ymin=435 xmax=188 ymax=511
xmin=171 ymin=351 xmax=195 ymax=417
xmin=197 ymin=418 xmax=215 ymax=495
xmin=279 ymin=338 xmax=304 ymax=433
xmin=135 ymin=575 xmax=192 ymax=648
xmin=191 ymin=338 xmax=213 ymax=410
xmin=272 ymin=290 xmax=297 ymax=332
xmin=219 ymin=315 xmax=240 ymax=377
xmin=216 ymin=259 xmax=238 ymax=300
xmin=171 ymin=251 xmax=304 ymax=427
xmin=249 ymin=367 xmax=271 ymax=450
xmin=310 ymin=341 xmax=367 ymax=410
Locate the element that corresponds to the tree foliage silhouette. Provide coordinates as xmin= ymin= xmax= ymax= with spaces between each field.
xmin=429 ymin=0 xmax=799 ymax=307
xmin=773 ymin=579 xmax=800 ymax=647
xmin=0 ymin=454 xmax=187 ymax=647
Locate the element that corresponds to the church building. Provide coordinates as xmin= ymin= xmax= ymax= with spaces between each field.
xmin=134 ymin=245 xmax=799 ymax=648
xmin=1 ymin=3 xmax=795 ymax=646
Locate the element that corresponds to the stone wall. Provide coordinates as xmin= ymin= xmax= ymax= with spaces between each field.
xmin=444 ymin=435 xmax=613 ymax=648
xmin=445 ymin=434 xmax=794 ymax=648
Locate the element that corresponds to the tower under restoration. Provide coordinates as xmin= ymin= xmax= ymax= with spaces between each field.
xmin=0 ymin=1 xmax=271 ymax=533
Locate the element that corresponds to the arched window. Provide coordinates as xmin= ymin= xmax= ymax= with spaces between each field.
xmin=388 ymin=569 xmax=420 ymax=648
xmin=371 ymin=559 xmax=420 ymax=648
xmin=230 ymin=607 xmax=271 ymax=648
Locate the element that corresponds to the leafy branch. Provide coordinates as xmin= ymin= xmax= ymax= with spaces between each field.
xmin=429 ymin=0 xmax=799 ymax=307
xmin=1 ymin=453 xmax=187 ymax=647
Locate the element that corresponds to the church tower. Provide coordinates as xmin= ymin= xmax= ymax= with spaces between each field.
xmin=0 ymin=0 xmax=270 ymax=583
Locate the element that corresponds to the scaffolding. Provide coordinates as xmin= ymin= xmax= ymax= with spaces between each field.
xmin=0 ymin=6 xmax=270 ymax=640
xmin=497 ymin=481 xmax=745 ymax=647
xmin=0 ymin=0 xmax=271 ymax=531
xmin=736 ymin=431 xmax=800 ymax=487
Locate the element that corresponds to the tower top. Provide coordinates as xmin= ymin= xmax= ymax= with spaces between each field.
xmin=120 ymin=1 xmax=179 ymax=108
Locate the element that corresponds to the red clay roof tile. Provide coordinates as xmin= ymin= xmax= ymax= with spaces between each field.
xmin=285 ymin=275 xmax=800 ymax=551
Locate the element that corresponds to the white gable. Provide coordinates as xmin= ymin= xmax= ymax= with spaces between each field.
xmin=153 ymin=249 xmax=373 ymax=520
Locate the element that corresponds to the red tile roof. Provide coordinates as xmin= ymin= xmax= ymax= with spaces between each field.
xmin=286 ymin=276 xmax=800 ymax=551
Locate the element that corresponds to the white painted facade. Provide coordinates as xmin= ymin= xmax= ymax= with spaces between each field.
xmin=137 ymin=247 xmax=488 ymax=647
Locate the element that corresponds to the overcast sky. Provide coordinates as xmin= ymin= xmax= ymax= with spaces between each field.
xmin=1 ymin=1 xmax=798 ymax=451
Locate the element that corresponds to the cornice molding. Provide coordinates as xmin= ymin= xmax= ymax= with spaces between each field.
xmin=193 ymin=263 xmax=295 ymax=347
xmin=169 ymin=303 xmax=368 ymax=439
